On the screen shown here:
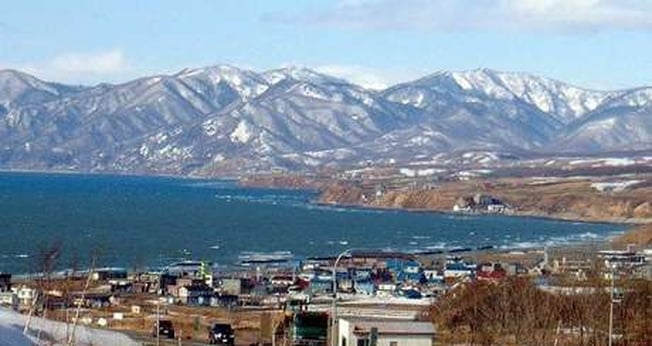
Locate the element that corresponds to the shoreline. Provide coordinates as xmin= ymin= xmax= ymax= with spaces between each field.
xmin=3 ymin=168 xmax=649 ymax=226
xmin=0 ymin=170 xmax=647 ymax=276
xmin=314 ymin=200 xmax=652 ymax=227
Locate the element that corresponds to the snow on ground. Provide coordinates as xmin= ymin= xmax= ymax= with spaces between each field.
xmin=0 ymin=307 xmax=138 ymax=346
xmin=399 ymin=168 xmax=443 ymax=177
xmin=591 ymin=180 xmax=641 ymax=192
xmin=338 ymin=295 xmax=434 ymax=307
xmin=569 ymin=157 xmax=637 ymax=166
xmin=230 ymin=120 xmax=255 ymax=144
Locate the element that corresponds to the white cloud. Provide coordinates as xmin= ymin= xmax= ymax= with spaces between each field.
xmin=51 ymin=50 xmax=126 ymax=74
xmin=286 ymin=0 xmax=652 ymax=32
xmin=313 ymin=65 xmax=389 ymax=89
xmin=0 ymin=49 xmax=130 ymax=84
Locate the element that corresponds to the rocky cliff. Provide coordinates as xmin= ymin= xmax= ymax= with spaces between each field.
xmin=318 ymin=177 xmax=652 ymax=223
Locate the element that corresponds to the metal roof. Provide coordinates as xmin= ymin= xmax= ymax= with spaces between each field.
xmin=344 ymin=318 xmax=436 ymax=336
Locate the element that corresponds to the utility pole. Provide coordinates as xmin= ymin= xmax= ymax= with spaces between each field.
xmin=608 ymin=264 xmax=619 ymax=346
xmin=331 ymin=248 xmax=356 ymax=346
xmin=156 ymin=299 xmax=160 ymax=346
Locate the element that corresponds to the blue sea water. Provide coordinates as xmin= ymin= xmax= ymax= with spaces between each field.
xmin=0 ymin=172 xmax=625 ymax=273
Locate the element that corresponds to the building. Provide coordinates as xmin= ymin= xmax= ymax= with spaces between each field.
xmin=178 ymin=283 xmax=214 ymax=305
xmin=14 ymin=285 xmax=36 ymax=308
xmin=219 ymin=278 xmax=243 ymax=295
xmin=0 ymin=291 xmax=18 ymax=310
xmin=443 ymin=258 xmax=475 ymax=280
xmin=337 ymin=318 xmax=436 ymax=346
xmin=353 ymin=280 xmax=375 ymax=295
xmin=91 ymin=268 xmax=128 ymax=281
xmin=453 ymin=194 xmax=510 ymax=214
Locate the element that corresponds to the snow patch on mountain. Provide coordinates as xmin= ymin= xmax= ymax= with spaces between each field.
xmin=1 ymin=66 xmax=652 ymax=174
xmin=230 ymin=120 xmax=255 ymax=143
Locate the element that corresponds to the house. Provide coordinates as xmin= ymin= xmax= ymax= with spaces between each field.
xmin=168 ymin=278 xmax=206 ymax=298
xmin=220 ymin=278 xmax=243 ymax=295
xmin=598 ymin=250 xmax=646 ymax=269
xmin=398 ymin=287 xmax=423 ymax=299
xmin=443 ymin=258 xmax=475 ymax=280
xmin=477 ymin=265 xmax=506 ymax=281
xmin=178 ymin=282 xmax=214 ymax=305
xmin=14 ymin=285 xmax=36 ymax=308
xmin=473 ymin=194 xmax=494 ymax=206
xmin=91 ymin=268 xmax=128 ymax=281
xmin=310 ymin=277 xmax=333 ymax=295
xmin=354 ymin=280 xmax=375 ymax=295
xmin=353 ymin=268 xmax=373 ymax=281
xmin=270 ymin=274 xmax=295 ymax=287
xmin=0 ymin=292 xmax=18 ymax=310
xmin=70 ymin=292 xmax=113 ymax=308
xmin=158 ymin=273 xmax=178 ymax=295
xmin=337 ymin=318 xmax=436 ymax=346
xmin=210 ymin=294 xmax=238 ymax=308
xmin=376 ymin=283 xmax=396 ymax=297
xmin=423 ymin=269 xmax=443 ymax=283
xmin=453 ymin=194 xmax=510 ymax=214
xmin=130 ymin=272 xmax=160 ymax=293
xmin=397 ymin=261 xmax=425 ymax=284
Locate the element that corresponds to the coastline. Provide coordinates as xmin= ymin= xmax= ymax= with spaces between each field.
xmin=315 ymin=199 xmax=651 ymax=251
xmin=314 ymin=200 xmax=651 ymax=226
xmin=0 ymin=170 xmax=648 ymax=276
xmin=3 ymin=167 xmax=645 ymax=226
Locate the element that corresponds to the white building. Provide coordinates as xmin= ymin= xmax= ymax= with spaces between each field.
xmin=0 ymin=292 xmax=18 ymax=310
xmin=337 ymin=318 xmax=436 ymax=346
xmin=13 ymin=286 xmax=36 ymax=308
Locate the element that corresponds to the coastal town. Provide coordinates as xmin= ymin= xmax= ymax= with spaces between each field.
xmin=4 ymin=1 xmax=652 ymax=345
xmin=1 ymin=229 xmax=650 ymax=345
xmin=1 ymin=163 xmax=651 ymax=345
xmin=1 ymin=166 xmax=652 ymax=345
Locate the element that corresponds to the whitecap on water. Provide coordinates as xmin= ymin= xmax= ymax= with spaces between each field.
xmin=411 ymin=235 xmax=430 ymax=240
xmin=2 ymin=253 xmax=31 ymax=259
xmin=425 ymin=242 xmax=447 ymax=249
xmin=238 ymin=250 xmax=293 ymax=261
xmin=578 ymin=232 xmax=598 ymax=239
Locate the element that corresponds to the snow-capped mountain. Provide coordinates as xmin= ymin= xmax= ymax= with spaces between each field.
xmin=0 ymin=66 xmax=650 ymax=175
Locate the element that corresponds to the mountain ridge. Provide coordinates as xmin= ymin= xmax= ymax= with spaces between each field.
xmin=1 ymin=65 xmax=651 ymax=175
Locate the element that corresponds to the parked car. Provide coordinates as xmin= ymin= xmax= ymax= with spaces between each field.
xmin=152 ymin=320 xmax=175 ymax=339
xmin=208 ymin=323 xmax=235 ymax=345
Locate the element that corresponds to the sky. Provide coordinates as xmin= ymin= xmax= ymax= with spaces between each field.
xmin=1 ymin=0 xmax=651 ymax=90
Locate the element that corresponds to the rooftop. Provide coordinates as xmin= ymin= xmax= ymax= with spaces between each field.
xmin=343 ymin=318 xmax=436 ymax=336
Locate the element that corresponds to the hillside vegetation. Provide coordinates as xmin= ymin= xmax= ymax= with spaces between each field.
xmin=319 ymin=177 xmax=652 ymax=224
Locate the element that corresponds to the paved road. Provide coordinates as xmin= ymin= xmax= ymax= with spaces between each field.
xmin=125 ymin=330 xmax=256 ymax=346
xmin=123 ymin=330 xmax=211 ymax=346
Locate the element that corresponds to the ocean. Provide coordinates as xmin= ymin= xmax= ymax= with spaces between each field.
xmin=0 ymin=172 xmax=625 ymax=273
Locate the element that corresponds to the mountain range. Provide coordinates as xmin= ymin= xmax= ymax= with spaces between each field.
xmin=0 ymin=66 xmax=650 ymax=175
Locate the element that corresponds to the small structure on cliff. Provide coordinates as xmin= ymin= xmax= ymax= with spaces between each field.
xmin=453 ymin=193 xmax=511 ymax=214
